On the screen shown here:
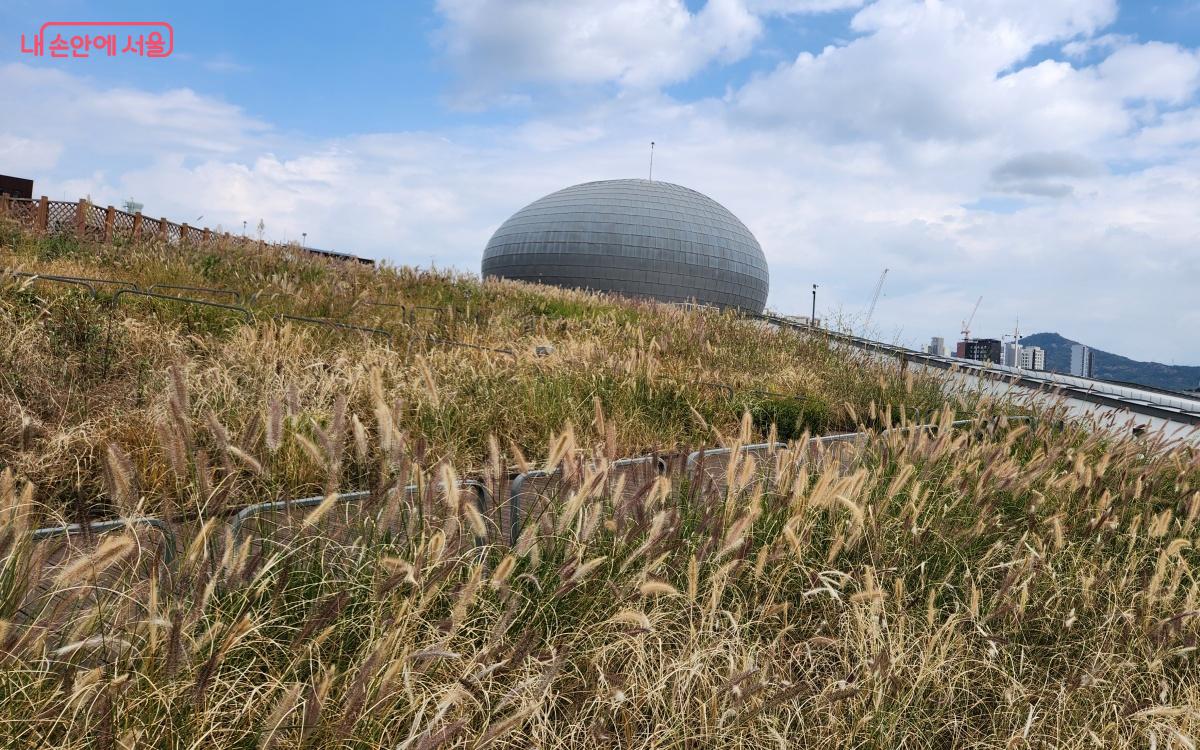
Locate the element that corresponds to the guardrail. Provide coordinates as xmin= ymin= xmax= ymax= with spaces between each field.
xmin=365 ymin=301 xmax=416 ymax=324
xmin=230 ymin=482 xmax=491 ymax=547
xmin=112 ymin=289 xmax=254 ymax=322
xmin=229 ymin=490 xmax=372 ymax=541
xmin=507 ymin=455 xmax=666 ymax=545
xmin=276 ymin=315 xmax=393 ymax=345
xmin=8 ymin=271 xmax=98 ymax=299
xmin=148 ymin=284 xmax=242 ymax=303
xmin=685 ymin=442 xmax=787 ymax=473
xmin=26 ymin=415 xmax=1039 ymax=572
xmin=32 ymin=517 xmax=178 ymax=565
xmin=757 ymin=314 xmax=1200 ymax=427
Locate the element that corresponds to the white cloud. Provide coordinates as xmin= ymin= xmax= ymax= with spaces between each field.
xmin=4 ymin=0 xmax=1200 ymax=365
xmin=746 ymin=0 xmax=866 ymax=12
xmin=436 ymin=0 xmax=761 ymax=98
xmin=0 ymin=63 xmax=269 ymax=161
xmin=1097 ymin=42 xmax=1200 ymax=104
xmin=989 ymin=151 xmax=1102 ymax=196
xmin=733 ymin=0 xmax=1134 ymax=151
xmin=202 ymin=53 xmax=251 ymax=74
xmin=0 ymin=133 xmax=63 ymax=174
xmin=1061 ymin=32 xmax=1132 ymax=58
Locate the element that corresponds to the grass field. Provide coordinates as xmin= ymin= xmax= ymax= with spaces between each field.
xmin=2 ymin=223 xmax=1200 ymax=748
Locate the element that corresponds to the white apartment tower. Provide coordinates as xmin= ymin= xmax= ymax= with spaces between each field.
xmin=1019 ymin=346 xmax=1045 ymax=371
xmin=1070 ymin=344 xmax=1094 ymax=378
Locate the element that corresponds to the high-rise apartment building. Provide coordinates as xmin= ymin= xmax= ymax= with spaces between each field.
xmin=1070 ymin=344 xmax=1094 ymax=377
xmin=959 ymin=338 xmax=1003 ymax=364
xmin=926 ymin=336 xmax=947 ymax=356
xmin=1019 ymin=346 xmax=1045 ymax=371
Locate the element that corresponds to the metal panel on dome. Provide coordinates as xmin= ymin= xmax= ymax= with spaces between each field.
xmin=481 ymin=179 xmax=769 ymax=313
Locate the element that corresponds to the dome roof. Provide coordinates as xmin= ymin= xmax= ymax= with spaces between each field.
xmin=481 ymin=179 xmax=769 ymax=313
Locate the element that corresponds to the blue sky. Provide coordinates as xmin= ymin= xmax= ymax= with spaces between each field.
xmin=2 ymin=1 xmax=1199 ymax=363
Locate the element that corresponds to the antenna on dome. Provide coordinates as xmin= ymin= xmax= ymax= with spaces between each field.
xmin=648 ymin=141 xmax=655 ymax=181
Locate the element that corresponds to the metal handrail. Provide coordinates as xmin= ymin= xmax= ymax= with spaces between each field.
xmin=32 ymin=517 xmax=177 ymax=565
xmin=8 ymin=272 xmax=97 ymax=299
xmin=749 ymin=389 xmax=791 ymax=400
xmin=508 ymin=455 xmax=666 ymax=545
xmin=148 ymin=284 xmax=242 ymax=303
xmin=277 ymin=314 xmax=393 ymax=345
xmin=364 ymin=301 xmax=415 ymax=324
xmin=20 ymin=273 xmax=138 ymax=292
xmin=230 ymin=482 xmax=491 ymax=545
xmin=686 ymin=442 xmax=788 ymax=472
xmin=756 ymin=313 xmax=1200 ymax=427
xmin=426 ymin=335 xmax=515 ymax=358
xmin=229 ymin=490 xmax=371 ymax=541
xmin=15 ymin=413 xmax=1042 ymax=576
xmin=112 ymin=289 xmax=253 ymax=322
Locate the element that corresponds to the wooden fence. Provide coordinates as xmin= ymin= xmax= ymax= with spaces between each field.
xmin=0 ymin=195 xmax=372 ymax=265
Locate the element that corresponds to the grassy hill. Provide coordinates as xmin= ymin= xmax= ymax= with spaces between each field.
xmin=2 ymin=220 xmax=1199 ymax=748
xmin=1023 ymin=331 xmax=1200 ymax=392
xmin=0 ymin=223 xmax=952 ymax=518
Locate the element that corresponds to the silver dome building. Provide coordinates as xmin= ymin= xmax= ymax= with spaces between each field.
xmin=481 ymin=179 xmax=769 ymax=313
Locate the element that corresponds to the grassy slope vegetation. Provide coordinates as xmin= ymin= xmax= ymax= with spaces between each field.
xmin=0 ymin=223 xmax=949 ymax=519
xmin=1 ymin=223 xmax=1199 ymax=748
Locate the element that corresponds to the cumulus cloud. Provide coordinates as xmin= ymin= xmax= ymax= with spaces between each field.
xmin=989 ymin=151 xmax=1102 ymax=197
xmin=4 ymin=0 xmax=1200 ymax=364
xmin=0 ymin=133 xmax=63 ymax=174
xmin=732 ymin=0 xmax=1135 ymax=150
xmin=1061 ymin=32 xmax=1132 ymax=58
xmin=436 ymin=0 xmax=762 ymax=99
xmin=745 ymin=0 xmax=866 ymax=12
xmin=433 ymin=0 xmax=878 ymax=104
xmin=992 ymin=152 xmax=1102 ymax=182
xmin=1097 ymin=42 xmax=1200 ymax=104
xmin=0 ymin=63 xmax=269 ymax=162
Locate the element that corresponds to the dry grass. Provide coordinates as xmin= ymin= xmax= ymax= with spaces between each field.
xmin=3 ymin=222 xmax=1199 ymax=747
xmin=0 ymin=222 xmax=952 ymax=517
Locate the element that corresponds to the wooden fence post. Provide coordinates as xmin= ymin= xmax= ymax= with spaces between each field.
xmin=103 ymin=206 xmax=115 ymax=243
xmin=76 ymin=198 xmax=89 ymax=238
xmin=36 ymin=196 xmax=48 ymax=233
xmin=180 ymin=223 xmax=190 ymax=246
xmin=159 ymin=218 xmax=168 ymax=242
xmin=132 ymin=211 xmax=143 ymax=241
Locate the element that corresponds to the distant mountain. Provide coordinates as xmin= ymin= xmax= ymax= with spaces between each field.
xmin=1020 ymin=333 xmax=1200 ymax=392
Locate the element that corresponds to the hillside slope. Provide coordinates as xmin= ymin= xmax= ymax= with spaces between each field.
xmin=1022 ymin=331 xmax=1200 ymax=391
xmin=3 ymin=220 xmax=1200 ymax=747
xmin=1 ymin=221 xmax=953 ymax=516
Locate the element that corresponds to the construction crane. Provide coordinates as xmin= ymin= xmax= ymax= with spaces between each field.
xmin=961 ymin=296 xmax=982 ymax=341
xmin=863 ymin=268 xmax=888 ymax=329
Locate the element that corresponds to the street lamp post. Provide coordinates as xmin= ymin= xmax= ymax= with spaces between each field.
xmin=302 ymin=232 xmax=307 ymax=248
xmin=811 ymin=284 xmax=818 ymax=327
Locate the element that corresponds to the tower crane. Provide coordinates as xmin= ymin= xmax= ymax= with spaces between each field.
xmin=864 ymin=268 xmax=888 ymax=329
xmin=961 ymin=296 xmax=982 ymax=341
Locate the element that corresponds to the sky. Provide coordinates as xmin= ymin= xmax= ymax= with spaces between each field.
xmin=2 ymin=0 xmax=1199 ymax=364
